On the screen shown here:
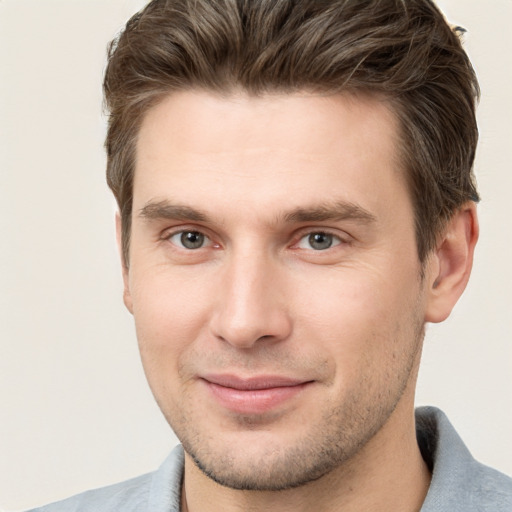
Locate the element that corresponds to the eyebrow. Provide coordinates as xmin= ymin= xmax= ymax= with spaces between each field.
xmin=139 ymin=200 xmax=210 ymax=222
xmin=283 ymin=202 xmax=377 ymax=225
xmin=138 ymin=199 xmax=376 ymax=226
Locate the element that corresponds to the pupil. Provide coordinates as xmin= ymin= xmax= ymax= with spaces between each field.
xmin=181 ymin=231 xmax=204 ymax=249
xmin=309 ymin=232 xmax=332 ymax=250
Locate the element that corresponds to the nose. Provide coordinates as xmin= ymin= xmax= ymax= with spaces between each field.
xmin=209 ymin=250 xmax=292 ymax=349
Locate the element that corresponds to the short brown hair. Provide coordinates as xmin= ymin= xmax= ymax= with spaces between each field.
xmin=104 ymin=0 xmax=480 ymax=266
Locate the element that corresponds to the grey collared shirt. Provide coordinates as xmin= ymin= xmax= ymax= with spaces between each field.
xmin=27 ymin=407 xmax=512 ymax=511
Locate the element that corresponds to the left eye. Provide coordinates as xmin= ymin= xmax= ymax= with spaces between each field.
xmin=297 ymin=232 xmax=341 ymax=251
xmin=169 ymin=231 xmax=210 ymax=250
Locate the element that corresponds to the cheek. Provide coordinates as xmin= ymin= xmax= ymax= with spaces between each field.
xmin=292 ymin=264 xmax=422 ymax=373
xmin=129 ymin=269 xmax=213 ymax=380
xmin=131 ymin=262 xmax=209 ymax=330
xmin=292 ymin=266 xmax=389 ymax=334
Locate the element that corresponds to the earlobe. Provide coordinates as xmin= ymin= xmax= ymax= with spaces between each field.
xmin=115 ymin=213 xmax=134 ymax=315
xmin=424 ymin=202 xmax=479 ymax=323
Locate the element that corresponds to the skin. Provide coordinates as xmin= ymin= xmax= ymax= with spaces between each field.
xmin=120 ymin=90 xmax=478 ymax=512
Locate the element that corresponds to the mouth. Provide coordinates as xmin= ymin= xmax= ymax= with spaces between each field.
xmin=200 ymin=374 xmax=313 ymax=415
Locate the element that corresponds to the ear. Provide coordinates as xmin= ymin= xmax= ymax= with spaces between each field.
xmin=424 ymin=202 xmax=479 ymax=323
xmin=115 ymin=213 xmax=134 ymax=314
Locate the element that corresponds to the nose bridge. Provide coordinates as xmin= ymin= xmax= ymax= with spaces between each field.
xmin=211 ymin=242 xmax=291 ymax=348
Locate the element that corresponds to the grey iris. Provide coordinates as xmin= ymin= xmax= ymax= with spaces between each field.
xmin=309 ymin=232 xmax=333 ymax=250
xmin=181 ymin=231 xmax=205 ymax=249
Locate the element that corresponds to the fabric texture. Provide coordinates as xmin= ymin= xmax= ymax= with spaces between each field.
xmin=27 ymin=407 xmax=512 ymax=511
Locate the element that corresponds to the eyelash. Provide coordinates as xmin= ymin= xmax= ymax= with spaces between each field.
xmin=162 ymin=228 xmax=348 ymax=252
xmin=164 ymin=229 xmax=215 ymax=250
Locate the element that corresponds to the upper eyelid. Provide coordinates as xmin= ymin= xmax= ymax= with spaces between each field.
xmin=159 ymin=225 xmax=351 ymax=248
xmin=294 ymin=231 xmax=344 ymax=248
xmin=161 ymin=225 xmax=211 ymax=239
xmin=293 ymin=227 xmax=350 ymax=242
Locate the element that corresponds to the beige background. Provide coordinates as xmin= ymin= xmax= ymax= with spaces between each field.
xmin=1 ymin=0 xmax=511 ymax=510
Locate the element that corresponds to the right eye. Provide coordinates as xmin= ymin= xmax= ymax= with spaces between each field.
xmin=168 ymin=230 xmax=211 ymax=250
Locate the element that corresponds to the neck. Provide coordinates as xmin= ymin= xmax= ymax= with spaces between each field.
xmin=181 ymin=400 xmax=431 ymax=512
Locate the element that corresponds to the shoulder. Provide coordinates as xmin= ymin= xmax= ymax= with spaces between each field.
xmin=469 ymin=460 xmax=512 ymax=510
xmin=417 ymin=406 xmax=512 ymax=512
xmin=25 ymin=445 xmax=185 ymax=512
xmin=25 ymin=473 xmax=153 ymax=512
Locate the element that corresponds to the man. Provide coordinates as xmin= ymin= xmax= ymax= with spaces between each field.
xmin=27 ymin=0 xmax=512 ymax=511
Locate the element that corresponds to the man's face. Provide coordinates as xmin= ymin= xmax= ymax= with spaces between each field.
xmin=124 ymin=90 xmax=432 ymax=490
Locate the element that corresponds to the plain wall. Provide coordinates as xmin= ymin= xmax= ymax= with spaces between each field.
xmin=1 ymin=0 xmax=511 ymax=510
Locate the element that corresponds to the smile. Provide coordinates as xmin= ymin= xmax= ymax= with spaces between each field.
xmin=201 ymin=374 xmax=313 ymax=415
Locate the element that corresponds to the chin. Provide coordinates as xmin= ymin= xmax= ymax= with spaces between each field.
xmin=185 ymin=439 xmax=339 ymax=491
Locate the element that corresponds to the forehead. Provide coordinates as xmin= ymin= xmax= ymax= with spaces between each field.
xmin=137 ymin=89 xmax=398 ymax=156
xmin=133 ymin=90 xmax=407 ymax=220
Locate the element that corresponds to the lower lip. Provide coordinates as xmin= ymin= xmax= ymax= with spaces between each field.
xmin=204 ymin=381 xmax=310 ymax=415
